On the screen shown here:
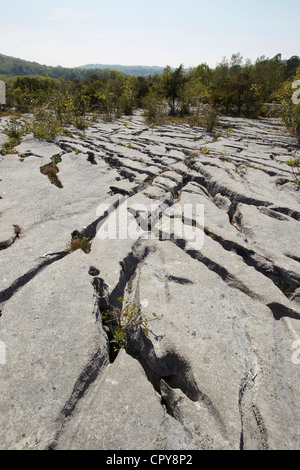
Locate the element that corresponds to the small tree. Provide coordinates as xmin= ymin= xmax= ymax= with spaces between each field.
xmin=278 ymin=75 xmax=300 ymax=145
xmin=162 ymin=64 xmax=187 ymax=115
xmin=281 ymin=100 xmax=300 ymax=145
xmin=277 ymin=77 xmax=300 ymax=184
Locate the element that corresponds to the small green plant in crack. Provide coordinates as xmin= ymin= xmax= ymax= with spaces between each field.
xmin=147 ymin=175 xmax=156 ymax=185
xmin=222 ymin=127 xmax=232 ymax=138
xmin=18 ymin=153 xmax=29 ymax=162
xmin=40 ymin=163 xmax=60 ymax=186
xmin=285 ymin=155 xmax=300 ymax=185
xmin=201 ymin=146 xmax=210 ymax=155
xmin=212 ymin=130 xmax=221 ymax=141
xmin=103 ymin=297 xmax=163 ymax=352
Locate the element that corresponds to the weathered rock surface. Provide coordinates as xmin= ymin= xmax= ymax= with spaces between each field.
xmin=0 ymin=112 xmax=299 ymax=450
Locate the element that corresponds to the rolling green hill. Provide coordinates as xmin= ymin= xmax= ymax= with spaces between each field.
xmin=0 ymin=53 xmax=82 ymax=79
xmin=0 ymin=53 xmax=164 ymax=81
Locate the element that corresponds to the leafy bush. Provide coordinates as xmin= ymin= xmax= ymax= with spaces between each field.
xmin=276 ymin=74 xmax=300 ymax=146
xmin=32 ymin=108 xmax=64 ymax=141
xmin=78 ymin=117 xmax=90 ymax=130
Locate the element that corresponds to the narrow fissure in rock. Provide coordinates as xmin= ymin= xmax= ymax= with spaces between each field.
xmin=46 ymin=346 xmax=110 ymax=450
xmin=90 ymin=243 xmax=202 ymax=420
xmin=0 ymin=251 xmax=68 ymax=306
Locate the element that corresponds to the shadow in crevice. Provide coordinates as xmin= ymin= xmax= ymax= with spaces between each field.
xmin=126 ymin=330 xmax=227 ymax=436
xmin=46 ymin=346 xmax=110 ymax=450
xmin=267 ymin=302 xmax=300 ymax=321
xmin=126 ymin=330 xmax=200 ymax=403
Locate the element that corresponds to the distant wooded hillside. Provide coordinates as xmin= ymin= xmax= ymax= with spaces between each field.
xmin=78 ymin=64 xmax=166 ymax=76
xmin=0 ymin=53 xmax=164 ymax=80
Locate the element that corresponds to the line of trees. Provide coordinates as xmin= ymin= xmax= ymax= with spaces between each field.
xmin=1 ymin=52 xmax=300 ymax=141
xmin=3 ymin=53 xmax=299 ymax=117
xmin=1 ymin=53 xmax=299 ymax=182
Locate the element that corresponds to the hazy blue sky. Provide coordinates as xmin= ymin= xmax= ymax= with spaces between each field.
xmin=1 ymin=0 xmax=299 ymax=68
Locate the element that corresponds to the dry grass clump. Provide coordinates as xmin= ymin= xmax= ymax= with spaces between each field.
xmin=69 ymin=234 xmax=91 ymax=254
xmin=13 ymin=224 xmax=22 ymax=237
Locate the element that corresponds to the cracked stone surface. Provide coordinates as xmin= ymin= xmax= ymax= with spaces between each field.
xmin=0 ymin=111 xmax=300 ymax=450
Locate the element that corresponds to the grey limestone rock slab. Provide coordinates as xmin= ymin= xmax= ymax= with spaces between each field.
xmin=0 ymin=250 xmax=109 ymax=450
xmin=0 ymin=111 xmax=300 ymax=450
xmin=54 ymin=349 xmax=195 ymax=450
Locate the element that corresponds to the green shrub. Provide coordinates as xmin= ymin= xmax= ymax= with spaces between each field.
xmin=1 ymin=139 xmax=18 ymax=155
xmin=198 ymin=105 xmax=220 ymax=132
xmin=281 ymin=100 xmax=300 ymax=145
xmin=32 ymin=108 xmax=64 ymax=141
xmin=73 ymin=117 xmax=88 ymax=130
xmin=1 ymin=117 xmax=30 ymax=154
xmin=142 ymin=92 xmax=166 ymax=127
